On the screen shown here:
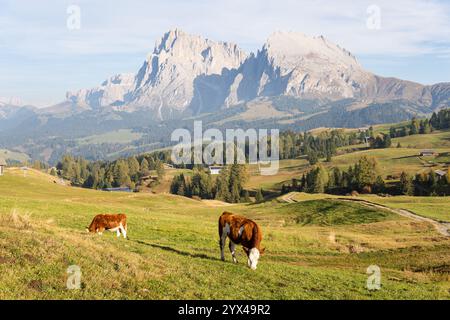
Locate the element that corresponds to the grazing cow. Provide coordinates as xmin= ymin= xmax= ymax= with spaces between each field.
xmin=87 ymin=214 xmax=128 ymax=239
xmin=218 ymin=211 xmax=265 ymax=270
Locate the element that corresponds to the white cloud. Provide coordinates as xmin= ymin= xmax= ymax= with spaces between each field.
xmin=2 ymin=0 xmax=449 ymax=56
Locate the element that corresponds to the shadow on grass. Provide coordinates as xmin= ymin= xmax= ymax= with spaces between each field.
xmin=132 ymin=239 xmax=222 ymax=262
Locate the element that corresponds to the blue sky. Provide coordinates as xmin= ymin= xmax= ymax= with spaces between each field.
xmin=1 ymin=0 xmax=450 ymax=107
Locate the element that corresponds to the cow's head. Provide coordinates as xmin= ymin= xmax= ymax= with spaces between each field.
xmin=243 ymin=247 xmax=261 ymax=270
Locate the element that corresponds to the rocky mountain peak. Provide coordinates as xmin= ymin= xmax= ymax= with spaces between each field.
xmin=62 ymin=29 xmax=449 ymax=120
xmin=263 ymin=31 xmax=362 ymax=73
xmin=130 ymin=29 xmax=248 ymax=116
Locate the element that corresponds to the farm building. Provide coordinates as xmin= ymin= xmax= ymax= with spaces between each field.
xmin=0 ymin=158 xmax=6 ymax=176
xmin=434 ymin=170 xmax=447 ymax=180
xmin=420 ymin=149 xmax=438 ymax=157
xmin=209 ymin=166 xmax=223 ymax=175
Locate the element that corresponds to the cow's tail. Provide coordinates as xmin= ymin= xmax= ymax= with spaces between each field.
xmin=218 ymin=215 xmax=223 ymax=246
xmin=252 ymin=223 xmax=262 ymax=251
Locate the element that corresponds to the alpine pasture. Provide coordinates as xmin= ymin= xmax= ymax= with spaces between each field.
xmin=0 ymin=168 xmax=449 ymax=299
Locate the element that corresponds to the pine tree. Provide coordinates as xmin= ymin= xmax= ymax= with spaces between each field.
xmin=410 ymin=117 xmax=419 ymax=135
xmin=399 ymin=171 xmax=414 ymax=195
xmin=389 ymin=127 xmax=396 ymax=138
xmin=353 ymin=156 xmax=379 ymax=192
xmin=255 ymin=189 xmax=264 ymax=203
xmin=114 ymin=160 xmax=131 ymax=187
xmin=177 ymin=181 xmax=186 ymax=196
xmin=242 ymin=190 xmax=251 ymax=203
xmin=230 ymin=179 xmax=241 ymax=203
xmin=422 ymin=121 xmax=431 ymax=134
xmin=311 ymin=165 xmax=329 ymax=193
xmin=373 ymin=175 xmax=385 ymax=194
xmin=384 ymin=134 xmax=392 ymax=148
xmin=307 ymin=151 xmax=318 ymax=165
xmin=215 ymin=167 xmax=231 ymax=201
xmin=128 ymin=156 xmax=140 ymax=181
xmin=140 ymin=158 xmax=150 ymax=176
xmin=155 ymin=160 xmax=165 ymax=180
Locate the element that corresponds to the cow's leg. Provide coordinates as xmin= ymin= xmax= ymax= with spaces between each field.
xmin=119 ymin=224 xmax=127 ymax=239
xmin=220 ymin=235 xmax=226 ymax=261
xmin=229 ymin=241 xmax=237 ymax=263
xmin=219 ymin=224 xmax=229 ymax=261
xmin=116 ymin=228 xmax=121 ymax=238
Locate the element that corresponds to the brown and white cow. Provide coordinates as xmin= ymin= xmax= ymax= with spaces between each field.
xmin=218 ymin=211 xmax=265 ymax=270
xmin=86 ymin=214 xmax=128 ymax=239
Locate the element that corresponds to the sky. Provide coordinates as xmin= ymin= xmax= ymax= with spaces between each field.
xmin=1 ymin=0 xmax=450 ymax=107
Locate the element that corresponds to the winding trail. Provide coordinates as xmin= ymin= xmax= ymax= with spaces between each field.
xmin=280 ymin=192 xmax=450 ymax=236
xmin=281 ymin=192 xmax=298 ymax=204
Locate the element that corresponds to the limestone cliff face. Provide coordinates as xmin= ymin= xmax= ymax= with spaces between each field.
xmin=67 ymin=29 xmax=247 ymax=118
xmin=65 ymin=29 xmax=450 ymax=119
xmin=225 ymin=31 xmax=373 ymax=104
xmin=67 ymin=73 xmax=135 ymax=110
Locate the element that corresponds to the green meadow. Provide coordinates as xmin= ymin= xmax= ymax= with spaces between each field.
xmin=0 ymin=168 xmax=449 ymax=299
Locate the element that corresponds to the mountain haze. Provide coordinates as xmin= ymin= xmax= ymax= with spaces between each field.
xmin=1 ymin=29 xmax=449 ymax=162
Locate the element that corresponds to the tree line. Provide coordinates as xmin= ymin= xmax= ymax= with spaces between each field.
xmin=170 ymin=164 xmax=262 ymax=203
xmin=399 ymin=170 xmax=450 ymax=196
xmin=282 ymin=156 xmax=385 ymax=195
xmin=56 ymin=151 xmax=170 ymax=190
xmin=283 ymin=155 xmax=450 ymax=197
xmin=389 ymin=109 xmax=450 ymax=138
xmin=279 ymin=129 xmax=366 ymax=164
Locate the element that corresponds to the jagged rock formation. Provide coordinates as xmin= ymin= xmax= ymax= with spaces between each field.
xmin=65 ymin=29 xmax=449 ymax=118
xmin=67 ymin=29 xmax=247 ymax=119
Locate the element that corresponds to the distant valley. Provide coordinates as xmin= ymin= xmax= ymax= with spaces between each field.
xmin=1 ymin=29 xmax=449 ymax=163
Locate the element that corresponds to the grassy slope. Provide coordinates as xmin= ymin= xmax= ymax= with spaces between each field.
xmin=0 ymin=149 xmax=30 ymax=163
xmin=0 ymin=169 xmax=449 ymax=299
xmin=290 ymin=192 xmax=450 ymax=224
xmin=76 ymin=129 xmax=143 ymax=145
xmin=357 ymin=195 xmax=450 ymax=223
xmin=246 ymin=158 xmax=310 ymax=190
xmin=246 ymin=129 xmax=450 ymax=191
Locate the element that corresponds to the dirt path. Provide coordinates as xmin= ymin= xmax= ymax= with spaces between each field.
xmin=337 ymin=198 xmax=450 ymax=237
xmin=280 ymin=192 xmax=298 ymax=203
xmin=279 ymin=192 xmax=450 ymax=236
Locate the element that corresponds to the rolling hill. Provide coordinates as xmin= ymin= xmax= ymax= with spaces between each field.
xmin=245 ymin=128 xmax=450 ymax=192
xmin=0 ymin=168 xmax=449 ymax=299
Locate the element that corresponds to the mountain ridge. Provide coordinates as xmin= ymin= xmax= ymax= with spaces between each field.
xmin=62 ymin=29 xmax=450 ymax=118
xmin=1 ymin=29 xmax=449 ymax=162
